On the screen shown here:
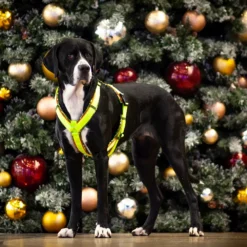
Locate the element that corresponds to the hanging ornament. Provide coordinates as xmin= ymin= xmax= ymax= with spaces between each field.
xmin=185 ymin=114 xmax=193 ymax=125
xmin=163 ymin=167 xmax=176 ymax=178
xmin=36 ymin=96 xmax=56 ymax=121
xmin=237 ymin=10 xmax=247 ymax=42
xmin=145 ymin=8 xmax=169 ymax=34
xmin=166 ymin=62 xmax=201 ymax=96
xmin=95 ymin=19 xmax=126 ymax=46
xmin=213 ymin=57 xmax=236 ymax=75
xmin=58 ymin=148 xmax=64 ymax=155
xmin=228 ymin=153 xmax=247 ymax=167
xmin=114 ymin=68 xmax=138 ymax=83
xmin=205 ymin=102 xmax=226 ymax=120
xmin=182 ymin=11 xmax=206 ymax=32
xmin=203 ymin=128 xmax=219 ymax=145
xmin=200 ymin=188 xmax=214 ymax=202
xmin=117 ymin=197 xmax=137 ymax=219
xmin=42 ymin=211 xmax=67 ymax=232
xmin=81 ymin=187 xmax=98 ymax=212
xmin=42 ymin=4 xmax=65 ymax=27
xmin=140 ymin=185 xmax=148 ymax=194
xmin=237 ymin=188 xmax=247 ymax=203
xmin=237 ymin=76 xmax=247 ymax=88
xmin=108 ymin=150 xmax=130 ymax=176
xmin=208 ymin=200 xmax=217 ymax=209
xmin=8 ymin=63 xmax=32 ymax=82
xmin=11 ymin=155 xmax=47 ymax=191
xmin=0 ymin=87 xmax=11 ymax=101
xmin=0 ymin=171 xmax=12 ymax=187
xmin=5 ymin=198 xmax=27 ymax=220
xmin=0 ymin=10 xmax=13 ymax=30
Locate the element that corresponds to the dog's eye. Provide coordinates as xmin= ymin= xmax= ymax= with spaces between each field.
xmin=67 ymin=54 xmax=75 ymax=60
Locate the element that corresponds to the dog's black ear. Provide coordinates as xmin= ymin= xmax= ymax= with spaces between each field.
xmin=42 ymin=44 xmax=60 ymax=78
xmin=90 ymin=43 xmax=103 ymax=73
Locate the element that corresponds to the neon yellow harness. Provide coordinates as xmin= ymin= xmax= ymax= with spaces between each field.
xmin=55 ymin=81 xmax=128 ymax=157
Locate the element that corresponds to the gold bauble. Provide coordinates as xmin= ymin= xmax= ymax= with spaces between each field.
xmin=203 ymin=128 xmax=219 ymax=145
xmin=42 ymin=4 xmax=65 ymax=27
xmin=145 ymin=9 xmax=169 ymax=34
xmin=238 ymin=76 xmax=247 ymax=88
xmin=37 ymin=96 xmax=56 ymax=121
xmin=213 ymin=57 xmax=236 ymax=75
xmin=0 ymin=10 xmax=13 ymax=30
xmin=164 ymin=167 xmax=176 ymax=178
xmin=81 ymin=187 xmax=98 ymax=212
xmin=200 ymin=188 xmax=214 ymax=202
xmin=0 ymin=171 xmax=12 ymax=187
xmin=42 ymin=211 xmax=67 ymax=233
xmin=8 ymin=63 xmax=32 ymax=82
xmin=238 ymin=10 xmax=247 ymax=42
xmin=5 ymin=198 xmax=26 ymax=220
xmin=185 ymin=114 xmax=193 ymax=125
xmin=108 ymin=150 xmax=129 ymax=176
xmin=237 ymin=188 xmax=247 ymax=203
xmin=206 ymin=102 xmax=226 ymax=120
xmin=182 ymin=11 xmax=206 ymax=32
xmin=42 ymin=62 xmax=58 ymax=82
xmin=117 ymin=197 xmax=137 ymax=219
xmin=58 ymin=148 xmax=64 ymax=155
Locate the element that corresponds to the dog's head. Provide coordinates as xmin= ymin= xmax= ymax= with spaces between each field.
xmin=43 ymin=38 xmax=103 ymax=87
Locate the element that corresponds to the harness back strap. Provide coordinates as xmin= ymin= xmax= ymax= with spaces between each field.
xmin=55 ymin=81 xmax=128 ymax=157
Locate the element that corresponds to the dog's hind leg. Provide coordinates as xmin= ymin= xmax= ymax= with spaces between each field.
xmin=155 ymin=107 xmax=204 ymax=237
xmin=131 ymin=131 xmax=163 ymax=236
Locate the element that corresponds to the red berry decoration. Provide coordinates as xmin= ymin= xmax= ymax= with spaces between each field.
xmin=11 ymin=155 xmax=47 ymax=191
xmin=166 ymin=62 xmax=201 ymax=96
xmin=114 ymin=68 xmax=138 ymax=83
xmin=228 ymin=153 xmax=247 ymax=167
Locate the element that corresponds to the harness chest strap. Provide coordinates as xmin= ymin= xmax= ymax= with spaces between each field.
xmin=55 ymin=81 xmax=128 ymax=157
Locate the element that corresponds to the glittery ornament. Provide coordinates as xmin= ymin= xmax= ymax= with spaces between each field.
xmin=117 ymin=197 xmax=137 ymax=219
xmin=5 ymin=198 xmax=26 ymax=220
xmin=200 ymin=188 xmax=214 ymax=202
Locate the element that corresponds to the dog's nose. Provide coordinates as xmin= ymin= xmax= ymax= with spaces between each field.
xmin=78 ymin=64 xmax=90 ymax=71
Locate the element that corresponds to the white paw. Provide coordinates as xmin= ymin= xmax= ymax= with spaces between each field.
xmin=132 ymin=227 xmax=148 ymax=236
xmin=94 ymin=224 xmax=112 ymax=238
xmin=189 ymin=227 xmax=204 ymax=237
xmin=57 ymin=228 xmax=74 ymax=238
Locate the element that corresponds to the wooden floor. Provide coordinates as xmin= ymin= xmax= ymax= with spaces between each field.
xmin=1 ymin=233 xmax=247 ymax=247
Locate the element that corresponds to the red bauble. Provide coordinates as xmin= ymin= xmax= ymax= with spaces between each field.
xmin=166 ymin=62 xmax=201 ymax=96
xmin=114 ymin=68 xmax=138 ymax=83
xmin=11 ymin=155 xmax=47 ymax=191
xmin=228 ymin=153 xmax=247 ymax=167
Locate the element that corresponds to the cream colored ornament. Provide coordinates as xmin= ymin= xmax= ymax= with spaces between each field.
xmin=108 ymin=150 xmax=129 ymax=175
xmin=200 ymin=188 xmax=214 ymax=202
xmin=95 ymin=19 xmax=126 ymax=46
xmin=117 ymin=197 xmax=137 ymax=219
xmin=206 ymin=102 xmax=226 ymax=120
xmin=81 ymin=187 xmax=98 ymax=212
xmin=8 ymin=63 xmax=32 ymax=82
xmin=182 ymin=11 xmax=206 ymax=32
xmin=145 ymin=9 xmax=169 ymax=34
xmin=42 ymin=4 xmax=65 ymax=27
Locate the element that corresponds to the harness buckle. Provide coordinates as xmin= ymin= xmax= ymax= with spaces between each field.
xmin=119 ymin=93 xmax=128 ymax=105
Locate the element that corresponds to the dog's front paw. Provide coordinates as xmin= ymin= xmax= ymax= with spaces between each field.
xmin=132 ymin=227 xmax=149 ymax=236
xmin=57 ymin=228 xmax=75 ymax=238
xmin=94 ymin=224 xmax=112 ymax=238
xmin=189 ymin=227 xmax=204 ymax=237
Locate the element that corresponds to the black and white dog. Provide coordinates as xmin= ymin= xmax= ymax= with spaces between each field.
xmin=43 ymin=38 xmax=204 ymax=238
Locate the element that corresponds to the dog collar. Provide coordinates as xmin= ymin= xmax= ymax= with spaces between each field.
xmin=55 ymin=81 xmax=128 ymax=157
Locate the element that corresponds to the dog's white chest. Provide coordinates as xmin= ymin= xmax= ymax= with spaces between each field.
xmin=62 ymin=84 xmax=91 ymax=154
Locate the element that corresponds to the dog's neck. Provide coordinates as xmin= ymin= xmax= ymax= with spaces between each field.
xmin=58 ymin=77 xmax=98 ymax=121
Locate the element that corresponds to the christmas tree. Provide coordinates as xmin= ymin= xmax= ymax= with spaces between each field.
xmin=1 ymin=0 xmax=247 ymax=234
